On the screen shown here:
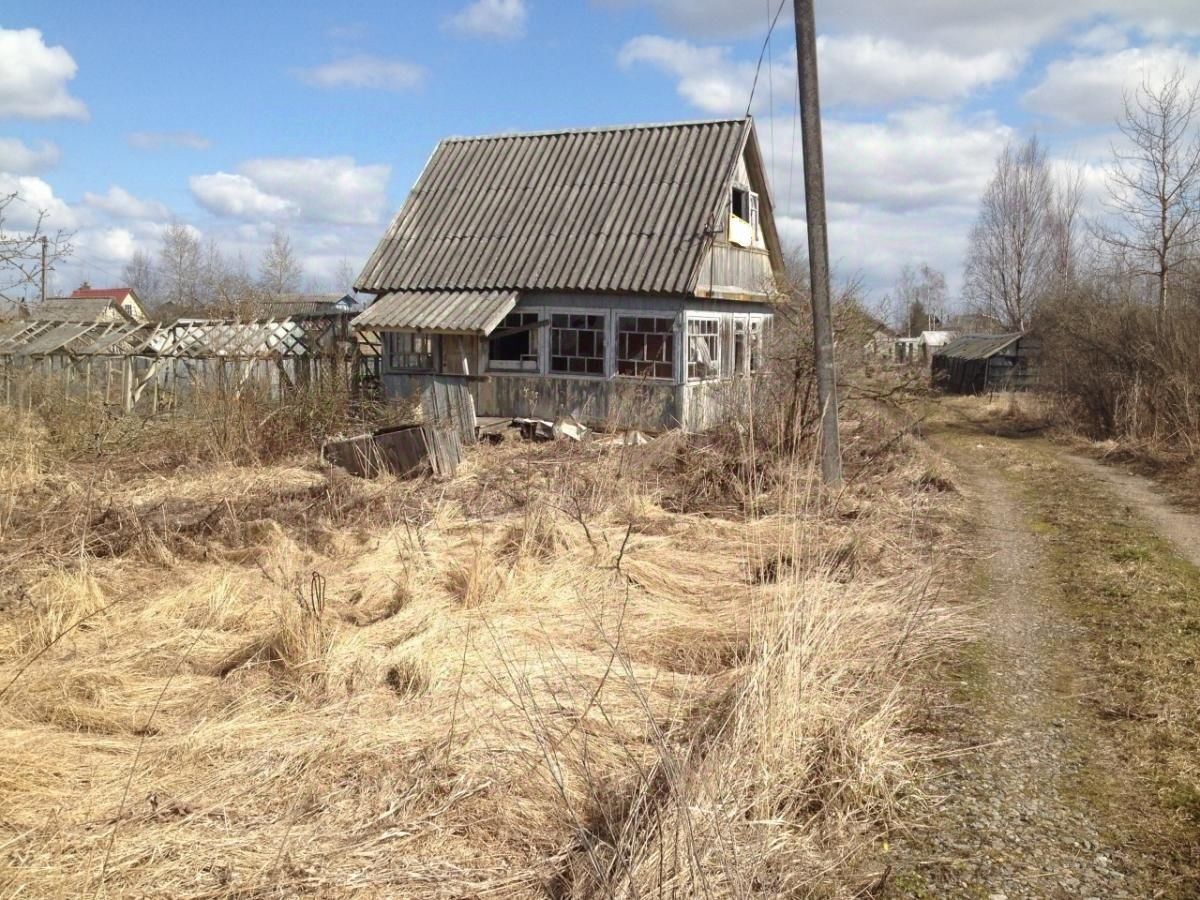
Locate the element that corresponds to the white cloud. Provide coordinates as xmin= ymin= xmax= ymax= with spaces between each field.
xmin=189 ymin=172 xmax=298 ymax=219
xmin=447 ymin=0 xmax=529 ymax=40
xmin=76 ymin=227 xmax=138 ymax=264
xmin=1071 ymin=22 xmax=1130 ymax=53
xmin=817 ymin=36 xmax=1020 ymax=106
xmin=190 ymin=156 xmax=390 ymax=225
xmin=297 ymin=55 xmax=426 ymax=91
xmin=0 ymin=27 xmax=87 ymax=120
xmin=0 ymin=137 xmax=60 ymax=174
xmin=618 ymin=33 xmax=1018 ymax=113
xmin=0 ymin=173 xmax=77 ymax=230
xmin=618 ymin=36 xmax=746 ymax=114
xmin=127 ymin=131 xmax=211 ymax=151
xmin=83 ymin=186 xmax=170 ymax=221
xmin=1025 ymin=44 xmax=1200 ymax=124
xmin=756 ymin=107 xmax=1011 ymax=219
xmin=753 ymin=107 xmax=1012 ymax=296
xmin=599 ymin=1 xmax=1200 ymax=53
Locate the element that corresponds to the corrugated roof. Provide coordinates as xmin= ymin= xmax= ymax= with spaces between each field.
xmin=355 ymin=118 xmax=752 ymax=296
xmin=36 ymin=297 xmax=129 ymax=322
xmin=70 ymin=287 xmax=133 ymax=301
xmin=934 ymin=333 xmax=1023 ymax=361
xmin=352 ymin=289 xmax=518 ymax=335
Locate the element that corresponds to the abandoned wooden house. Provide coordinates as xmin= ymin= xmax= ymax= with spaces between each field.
xmin=931 ymin=333 xmax=1040 ymax=394
xmin=352 ymin=117 xmax=784 ymax=431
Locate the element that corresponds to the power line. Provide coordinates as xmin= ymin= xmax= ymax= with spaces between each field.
xmin=766 ymin=0 xmax=776 ymax=160
xmin=745 ymin=0 xmax=790 ymax=118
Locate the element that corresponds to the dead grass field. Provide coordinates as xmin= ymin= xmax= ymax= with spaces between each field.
xmin=0 ymin=399 xmax=966 ymax=898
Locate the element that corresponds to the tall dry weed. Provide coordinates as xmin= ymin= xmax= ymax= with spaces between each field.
xmin=0 ymin=382 xmax=964 ymax=899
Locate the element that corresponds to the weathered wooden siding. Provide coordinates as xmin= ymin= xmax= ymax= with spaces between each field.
xmin=380 ymin=373 xmax=478 ymax=444
xmin=475 ymin=375 xmax=678 ymax=429
xmin=693 ymin=243 xmax=774 ymax=301
xmin=377 ymin=294 xmax=776 ymax=433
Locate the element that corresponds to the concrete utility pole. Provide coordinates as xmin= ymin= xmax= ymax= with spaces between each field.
xmin=40 ymin=236 xmax=48 ymax=305
xmin=793 ymin=0 xmax=842 ymax=485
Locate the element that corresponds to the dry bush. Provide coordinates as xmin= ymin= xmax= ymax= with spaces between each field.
xmin=1040 ymin=283 xmax=1200 ymax=456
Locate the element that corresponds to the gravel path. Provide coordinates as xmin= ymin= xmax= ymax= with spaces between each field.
xmin=1061 ymin=452 xmax=1200 ymax=569
xmin=883 ymin=449 xmax=1174 ymax=898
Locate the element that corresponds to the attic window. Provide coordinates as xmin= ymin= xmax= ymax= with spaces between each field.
xmin=729 ymin=186 xmax=760 ymax=247
xmin=731 ymin=187 xmax=751 ymax=220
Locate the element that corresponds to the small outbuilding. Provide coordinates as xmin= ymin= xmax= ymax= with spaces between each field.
xmin=931 ymin=333 xmax=1039 ymax=394
xmin=352 ymin=117 xmax=784 ymax=432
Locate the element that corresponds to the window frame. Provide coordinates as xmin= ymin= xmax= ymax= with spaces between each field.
xmin=487 ymin=310 xmax=543 ymax=374
xmin=615 ymin=312 xmax=677 ymax=382
xmin=547 ymin=309 xmax=609 ymax=378
xmin=686 ymin=315 xmax=721 ymax=382
xmin=385 ymin=331 xmax=436 ymax=372
xmin=729 ymin=315 xmax=748 ymax=377
xmin=748 ymin=315 xmax=767 ymax=375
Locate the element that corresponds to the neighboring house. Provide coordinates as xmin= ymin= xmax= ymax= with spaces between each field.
xmin=254 ymin=293 xmax=359 ymax=318
xmin=893 ymin=330 xmax=957 ymax=365
xmin=353 ymin=118 xmax=784 ymax=431
xmin=36 ymin=295 xmax=138 ymax=323
xmin=67 ymin=285 xmax=148 ymax=323
xmin=893 ymin=336 xmax=923 ymax=363
xmin=919 ymin=330 xmax=957 ymax=360
xmin=931 ymin=333 xmax=1041 ymax=394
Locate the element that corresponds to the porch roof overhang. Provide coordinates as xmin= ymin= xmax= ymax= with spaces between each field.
xmin=352 ymin=289 xmax=519 ymax=335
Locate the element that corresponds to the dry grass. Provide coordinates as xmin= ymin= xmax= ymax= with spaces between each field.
xmin=0 ymin=400 xmax=966 ymax=899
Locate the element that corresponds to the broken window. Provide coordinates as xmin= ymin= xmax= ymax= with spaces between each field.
xmin=730 ymin=186 xmax=760 ymax=247
xmin=732 ymin=317 xmax=747 ymax=376
xmin=732 ymin=186 xmax=759 ymax=229
xmin=687 ymin=317 xmax=720 ymax=381
xmin=488 ymin=312 xmax=541 ymax=372
xmin=749 ymin=317 xmax=765 ymax=374
xmin=386 ymin=331 xmax=435 ymax=371
xmin=617 ymin=315 xmax=675 ymax=380
xmin=731 ymin=186 xmax=751 ymax=221
xmin=550 ymin=312 xmax=606 ymax=376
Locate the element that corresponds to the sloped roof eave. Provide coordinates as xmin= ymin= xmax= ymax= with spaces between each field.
xmin=352 ymin=289 xmax=520 ymax=335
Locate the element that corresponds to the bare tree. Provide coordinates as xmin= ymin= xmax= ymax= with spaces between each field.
xmin=333 ymin=257 xmax=356 ymax=294
xmin=259 ymin=228 xmax=303 ymax=297
xmin=159 ymin=222 xmax=203 ymax=308
xmin=963 ymin=136 xmax=1056 ymax=331
xmin=1048 ymin=162 xmax=1086 ymax=291
xmin=894 ymin=263 xmax=947 ymax=335
xmin=1099 ymin=71 xmax=1200 ymax=319
xmin=0 ymin=191 xmax=72 ymax=306
xmin=122 ymin=248 xmax=159 ymax=306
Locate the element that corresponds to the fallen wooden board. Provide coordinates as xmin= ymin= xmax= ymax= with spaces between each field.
xmin=322 ymin=423 xmax=462 ymax=479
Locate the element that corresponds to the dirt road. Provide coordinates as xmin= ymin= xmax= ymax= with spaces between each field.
xmin=883 ymin=411 xmax=1200 ymax=899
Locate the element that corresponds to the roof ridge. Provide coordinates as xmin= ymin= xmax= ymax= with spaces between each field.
xmin=441 ymin=117 xmax=749 ymax=145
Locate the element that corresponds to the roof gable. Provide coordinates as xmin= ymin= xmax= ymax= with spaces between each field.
xmin=355 ymin=118 xmax=761 ymax=296
xmin=37 ymin=297 xmax=128 ymax=322
xmin=935 ymin=333 xmax=1024 ymax=360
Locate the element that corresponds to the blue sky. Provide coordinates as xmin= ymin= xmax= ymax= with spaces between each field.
xmin=2 ymin=0 xmax=1199 ymax=307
